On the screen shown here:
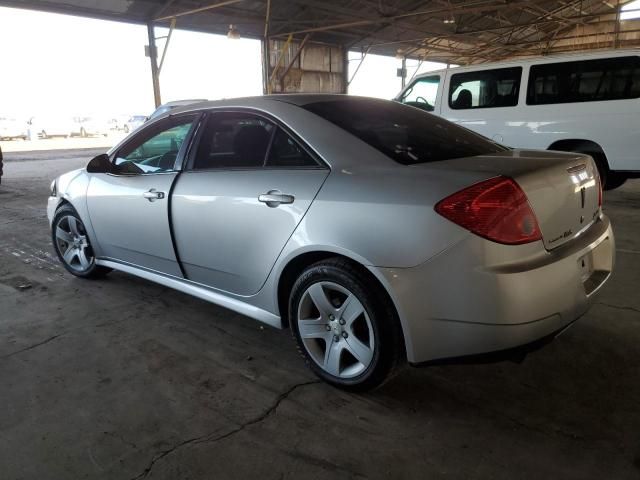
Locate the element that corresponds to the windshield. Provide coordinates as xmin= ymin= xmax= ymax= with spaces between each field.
xmin=302 ymin=98 xmax=506 ymax=165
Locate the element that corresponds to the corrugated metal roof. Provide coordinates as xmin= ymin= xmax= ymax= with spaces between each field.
xmin=1 ymin=0 xmax=639 ymax=64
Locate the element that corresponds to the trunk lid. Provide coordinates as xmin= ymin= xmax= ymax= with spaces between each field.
xmin=423 ymin=149 xmax=601 ymax=250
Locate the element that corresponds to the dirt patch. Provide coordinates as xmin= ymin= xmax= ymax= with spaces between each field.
xmin=0 ymin=275 xmax=42 ymax=291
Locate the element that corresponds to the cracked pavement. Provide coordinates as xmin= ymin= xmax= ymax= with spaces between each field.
xmin=1 ymin=151 xmax=640 ymax=479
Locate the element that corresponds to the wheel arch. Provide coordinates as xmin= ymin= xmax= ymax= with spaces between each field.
xmin=547 ymin=139 xmax=609 ymax=168
xmin=275 ymin=249 xmax=408 ymax=359
xmin=52 ymin=191 xmax=103 ymax=258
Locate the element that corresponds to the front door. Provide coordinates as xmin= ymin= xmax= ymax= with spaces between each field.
xmin=171 ymin=111 xmax=329 ymax=295
xmin=398 ymin=75 xmax=442 ymax=114
xmin=86 ymin=114 xmax=197 ymax=276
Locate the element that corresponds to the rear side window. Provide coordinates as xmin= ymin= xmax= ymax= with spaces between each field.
xmin=527 ymin=56 xmax=640 ymax=105
xmin=449 ymin=67 xmax=522 ymax=109
xmin=193 ymin=113 xmax=274 ymax=169
xmin=302 ymin=98 xmax=507 ymax=166
xmin=265 ymin=128 xmax=318 ymax=168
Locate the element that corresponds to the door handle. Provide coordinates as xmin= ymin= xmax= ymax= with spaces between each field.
xmin=142 ymin=189 xmax=165 ymax=202
xmin=258 ymin=190 xmax=294 ymax=207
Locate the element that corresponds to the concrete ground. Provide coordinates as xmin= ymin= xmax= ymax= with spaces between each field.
xmin=0 ymin=133 xmax=125 ymax=154
xmin=1 ymin=149 xmax=639 ymax=480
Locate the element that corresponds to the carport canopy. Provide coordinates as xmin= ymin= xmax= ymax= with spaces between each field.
xmin=3 ymin=0 xmax=640 ymax=102
xmin=4 ymin=0 xmax=640 ymax=61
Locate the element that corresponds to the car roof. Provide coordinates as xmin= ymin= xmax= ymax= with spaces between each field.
xmin=168 ymin=94 xmax=377 ymax=113
xmin=110 ymin=95 xmax=409 ymax=171
xmin=161 ymin=99 xmax=209 ymax=107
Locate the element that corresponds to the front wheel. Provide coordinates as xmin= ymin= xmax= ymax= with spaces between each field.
xmin=289 ymin=258 xmax=403 ymax=391
xmin=51 ymin=204 xmax=111 ymax=279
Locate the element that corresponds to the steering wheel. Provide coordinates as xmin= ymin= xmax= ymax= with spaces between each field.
xmin=156 ymin=151 xmax=177 ymax=171
xmin=406 ymin=97 xmax=434 ymax=112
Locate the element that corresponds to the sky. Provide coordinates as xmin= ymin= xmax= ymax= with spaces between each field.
xmin=0 ymin=6 xmax=445 ymax=119
xmin=348 ymin=51 xmax=447 ymax=98
xmin=622 ymin=0 xmax=640 ymax=19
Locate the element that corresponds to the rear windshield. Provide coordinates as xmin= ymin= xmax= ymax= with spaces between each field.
xmin=302 ymin=98 xmax=506 ymax=165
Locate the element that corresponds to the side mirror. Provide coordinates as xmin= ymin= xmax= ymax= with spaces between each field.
xmin=86 ymin=154 xmax=113 ymax=174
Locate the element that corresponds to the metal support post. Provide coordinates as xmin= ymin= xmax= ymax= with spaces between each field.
xmin=147 ymin=22 xmax=162 ymax=108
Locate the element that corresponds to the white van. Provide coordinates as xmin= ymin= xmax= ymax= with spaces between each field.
xmin=395 ymin=49 xmax=640 ymax=189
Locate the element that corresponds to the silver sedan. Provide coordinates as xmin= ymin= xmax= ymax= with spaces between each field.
xmin=47 ymin=96 xmax=614 ymax=390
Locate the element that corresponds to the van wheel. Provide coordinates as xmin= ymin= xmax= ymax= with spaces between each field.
xmin=592 ymin=152 xmax=626 ymax=190
xmin=604 ymin=172 xmax=627 ymax=190
xmin=289 ymin=258 xmax=403 ymax=391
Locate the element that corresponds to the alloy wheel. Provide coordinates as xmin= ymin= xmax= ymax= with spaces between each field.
xmin=54 ymin=215 xmax=94 ymax=272
xmin=296 ymin=281 xmax=375 ymax=378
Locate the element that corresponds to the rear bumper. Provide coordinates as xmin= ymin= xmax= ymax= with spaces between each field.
xmin=377 ymin=215 xmax=615 ymax=364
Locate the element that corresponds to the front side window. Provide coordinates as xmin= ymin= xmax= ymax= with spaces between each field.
xmin=303 ymin=98 xmax=507 ymax=166
xmin=114 ymin=116 xmax=195 ymax=173
xmin=399 ymin=75 xmax=440 ymax=112
xmin=449 ymin=67 xmax=522 ymax=109
xmin=193 ymin=113 xmax=274 ymax=170
xmin=527 ymin=56 xmax=640 ymax=105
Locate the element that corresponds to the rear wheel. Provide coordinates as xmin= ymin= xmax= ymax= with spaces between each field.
xmin=52 ymin=205 xmax=111 ymax=279
xmin=589 ymin=151 xmax=626 ymax=190
xmin=289 ymin=258 xmax=403 ymax=391
xmin=604 ymin=171 xmax=627 ymax=190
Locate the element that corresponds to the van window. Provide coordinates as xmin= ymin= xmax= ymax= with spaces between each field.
xmin=449 ymin=67 xmax=522 ymax=109
xmin=527 ymin=56 xmax=640 ymax=105
xmin=399 ymin=75 xmax=440 ymax=112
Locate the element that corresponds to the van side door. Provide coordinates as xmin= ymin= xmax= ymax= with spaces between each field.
xmin=441 ymin=66 xmax=523 ymax=145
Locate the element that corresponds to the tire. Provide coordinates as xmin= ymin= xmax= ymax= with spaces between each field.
xmin=124 ymin=125 xmax=129 ymax=134
xmin=51 ymin=204 xmax=111 ymax=279
xmin=41 ymin=130 xmax=48 ymax=139
xmin=80 ymin=127 xmax=87 ymax=138
xmin=289 ymin=257 xmax=404 ymax=391
xmin=604 ymin=172 xmax=627 ymax=190
xmin=590 ymin=152 xmax=626 ymax=191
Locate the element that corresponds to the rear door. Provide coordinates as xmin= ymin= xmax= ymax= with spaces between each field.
xmin=86 ymin=114 xmax=198 ymax=276
xmin=171 ymin=111 xmax=329 ymax=295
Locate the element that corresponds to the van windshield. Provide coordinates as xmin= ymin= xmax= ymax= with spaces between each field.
xmin=302 ymin=98 xmax=507 ymax=165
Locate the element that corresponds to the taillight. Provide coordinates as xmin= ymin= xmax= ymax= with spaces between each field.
xmin=435 ymin=176 xmax=542 ymax=245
